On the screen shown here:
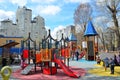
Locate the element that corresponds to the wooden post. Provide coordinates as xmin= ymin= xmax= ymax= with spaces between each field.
xmin=86 ymin=36 xmax=88 ymax=60
xmin=93 ymin=36 xmax=95 ymax=60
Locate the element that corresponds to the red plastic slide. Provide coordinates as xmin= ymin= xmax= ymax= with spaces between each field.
xmin=78 ymin=51 xmax=86 ymax=59
xmin=53 ymin=58 xmax=80 ymax=78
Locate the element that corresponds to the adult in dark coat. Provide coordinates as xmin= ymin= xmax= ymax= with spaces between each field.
xmin=109 ymin=58 xmax=115 ymax=74
xmin=103 ymin=57 xmax=109 ymax=71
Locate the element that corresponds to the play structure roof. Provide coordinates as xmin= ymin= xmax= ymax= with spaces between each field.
xmin=0 ymin=42 xmax=19 ymax=48
xmin=65 ymin=37 xmax=69 ymax=41
xmin=69 ymin=33 xmax=77 ymax=41
xmin=84 ymin=21 xmax=98 ymax=36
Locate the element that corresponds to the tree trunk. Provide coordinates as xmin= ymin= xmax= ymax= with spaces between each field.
xmin=112 ymin=12 xmax=120 ymax=49
xmin=102 ymin=33 xmax=106 ymax=51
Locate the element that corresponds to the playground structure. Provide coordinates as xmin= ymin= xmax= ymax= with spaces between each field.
xmin=68 ymin=33 xmax=77 ymax=60
xmin=84 ymin=21 xmax=98 ymax=61
xmin=21 ymin=29 xmax=82 ymax=78
xmin=21 ymin=32 xmax=37 ymax=72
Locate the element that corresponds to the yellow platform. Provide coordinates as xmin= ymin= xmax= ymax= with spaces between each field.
xmin=88 ymin=61 xmax=120 ymax=77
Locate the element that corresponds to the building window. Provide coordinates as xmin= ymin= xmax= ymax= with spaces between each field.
xmin=7 ymin=40 xmax=15 ymax=43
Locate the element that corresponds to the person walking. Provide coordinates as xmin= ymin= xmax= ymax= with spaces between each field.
xmin=75 ymin=46 xmax=81 ymax=61
xmin=109 ymin=58 xmax=115 ymax=74
xmin=75 ymin=50 xmax=79 ymax=61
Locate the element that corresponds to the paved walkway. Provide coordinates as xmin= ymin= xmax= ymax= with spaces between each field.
xmin=1 ymin=58 xmax=120 ymax=80
xmin=69 ymin=59 xmax=120 ymax=80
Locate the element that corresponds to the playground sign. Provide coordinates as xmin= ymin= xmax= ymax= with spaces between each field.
xmin=82 ymin=41 xmax=87 ymax=48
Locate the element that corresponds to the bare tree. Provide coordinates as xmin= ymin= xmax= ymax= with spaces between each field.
xmin=74 ymin=3 xmax=93 ymax=47
xmin=94 ymin=16 xmax=109 ymax=51
xmin=74 ymin=3 xmax=92 ymax=32
xmin=96 ymin=0 xmax=120 ymax=49
xmin=96 ymin=26 xmax=106 ymax=51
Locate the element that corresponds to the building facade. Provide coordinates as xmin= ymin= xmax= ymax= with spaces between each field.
xmin=0 ymin=6 xmax=47 ymax=44
xmin=56 ymin=25 xmax=76 ymax=40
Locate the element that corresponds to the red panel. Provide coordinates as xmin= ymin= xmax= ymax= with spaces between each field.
xmin=61 ymin=49 xmax=65 ymax=57
xmin=43 ymin=67 xmax=57 ymax=75
xmin=23 ymin=50 xmax=28 ymax=58
xmin=36 ymin=53 xmax=41 ymax=63
xmin=65 ymin=48 xmax=70 ymax=58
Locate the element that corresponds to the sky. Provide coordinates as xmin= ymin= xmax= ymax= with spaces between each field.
xmin=0 ymin=0 xmax=94 ymax=37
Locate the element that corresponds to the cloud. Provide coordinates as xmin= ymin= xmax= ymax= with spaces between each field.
xmin=96 ymin=0 xmax=106 ymax=6
xmin=65 ymin=0 xmax=91 ymax=3
xmin=94 ymin=16 xmax=109 ymax=24
xmin=51 ymin=25 xmax=65 ymax=38
xmin=0 ymin=10 xmax=15 ymax=21
xmin=0 ymin=0 xmax=4 ymax=3
xmin=10 ymin=0 xmax=27 ymax=6
xmin=36 ymin=5 xmax=61 ymax=15
xmin=31 ymin=0 xmax=56 ymax=4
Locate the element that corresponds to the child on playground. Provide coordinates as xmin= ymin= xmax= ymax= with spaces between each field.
xmin=96 ymin=56 xmax=101 ymax=64
xmin=75 ymin=46 xmax=81 ymax=61
xmin=75 ymin=50 xmax=79 ymax=61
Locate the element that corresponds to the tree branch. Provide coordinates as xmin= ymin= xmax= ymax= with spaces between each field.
xmin=107 ymin=5 xmax=114 ymax=13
